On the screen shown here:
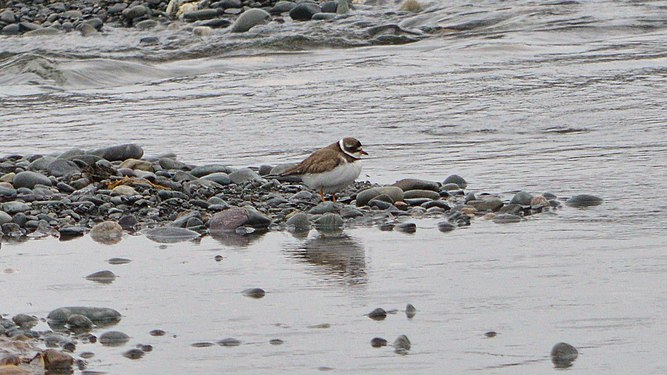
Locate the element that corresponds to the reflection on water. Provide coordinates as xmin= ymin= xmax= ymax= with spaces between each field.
xmin=285 ymin=229 xmax=367 ymax=286
xmin=210 ymin=229 xmax=268 ymax=247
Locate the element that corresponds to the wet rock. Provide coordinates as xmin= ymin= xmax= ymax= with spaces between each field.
xmin=28 ymin=156 xmax=56 ymax=171
xmin=286 ymin=212 xmax=310 ymax=232
xmin=201 ymin=172 xmax=231 ymax=185
xmin=368 ymin=308 xmax=387 ymax=320
xmin=498 ymin=204 xmax=523 ymax=215
xmin=67 ymin=314 xmax=94 ymax=330
xmin=150 ymin=329 xmax=166 ymax=336
xmin=108 ymin=258 xmax=132 ymax=265
xmin=312 ymin=13 xmax=336 ymax=20
xmin=393 ymin=178 xmax=439 ymax=192
xmin=2 ymin=23 xmax=20 ymax=35
xmin=123 ymin=5 xmax=150 ymax=21
xmin=421 ymin=200 xmax=450 ymax=210
xmin=59 ymin=226 xmax=86 ymax=238
xmin=242 ymin=288 xmax=266 ymax=298
xmin=124 ymin=348 xmax=145 ymax=359
xmin=403 ymin=189 xmax=440 ymax=200
xmin=144 ymin=227 xmax=201 ymax=243
xmin=270 ymin=1 xmax=296 ymax=14
xmin=12 ymin=314 xmax=38 ymax=328
xmin=43 ymin=349 xmax=74 ymax=371
xmin=13 ymin=170 xmax=52 ymax=188
xmin=437 ymin=221 xmax=455 ymax=232
xmin=91 ymin=144 xmax=144 ymax=162
xmin=218 ymin=338 xmax=242 ymax=347
xmin=48 ymin=307 xmax=121 ymax=325
xmin=243 ymin=207 xmax=271 ymax=228
xmin=0 ymin=185 xmax=17 ymax=199
xmin=393 ymin=335 xmax=411 ymax=354
xmin=314 ymin=212 xmax=343 ymax=231
xmin=86 ymin=270 xmax=116 ymax=284
xmin=443 ymin=174 xmax=467 ymax=189
xmin=340 ymin=206 xmax=364 ymax=218
xmin=493 ymin=213 xmax=522 ymax=224
xmin=90 ymin=221 xmax=123 ymax=244
xmin=441 ymin=183 xmax=461 ymax=191
xmin=550 ymin=342 xmax=578 ymax=368
xmin=321 ymin=1 xmax=337 ymax=13
xmin=99 ymin=331 xmax=130 ymax=346
xmin=485 ymin=331 xmax=497 ymax=338
xmin=467 ymin=197 xmax=503 ymax=212
xmin=231 ymin=8 xmax=271 ymax=32
xmin=370 ymin=337 xmax=388 ymax=347
xmin=1 ymin=222 xmax=22 ymax=237
xmin=1 ymin=10 xmax=16 ymax=23
xmin=510 ymin=191 xmax=533 ymax=205
xmin=396 ymin=222 xmax=416 ymax=233
xmin=356 ymin=186 xmax=404 ymax=206
xmin=289 ymin=2 xmax=321 ymax=20
xmin=118 ymin=214 xmax=139 ymax=230
xmin=336 ymin=0 xmax=349 ymax=14
xmin=212 ymin=0 xmax=243 ymax=8
xmin=269 ymin=338 xmax=284 ymax=345
xmin=566 ymin=194 xmax=602 ymax=207
xmin=405 ymin=304 xmax=416 ymax=319
xmin=530 ymin=195 xmax=549 ymax=207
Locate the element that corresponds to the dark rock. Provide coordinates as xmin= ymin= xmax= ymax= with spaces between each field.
xmin=47 ymin=159 xmax=81 ymax=177
xmin=311 ymin=12 xmax=336 ymax=20
xmin=309 ymin=201 xmax=338 ymax=214
xmin=2 ymin=24 xmax=20 ymax=35
xmin=1 ymin=10 xmax=16 ymax=24
xmin=90 ymin=144 xmax=143 ymax=162
xmin=403 ymin=189 xmax=440 ymax=200
xmin=369 ymin=199 xmax=392 ymax=210
xmin=566 ymin=194 xmax=602 ymax=207
xmin=396 ymin=222 xmax=416 ymax=233
xmin=123 ymin=5 xmax=150 ymax=20
xmin=242 ymin=287 xmax=266 ymax=298
xmin=183 ymin=9 xmax=221 ymax=21
xmin=244 ymin=207 xmax=271 ymax=228
xmin=368 ymin=308 xmax=387 ymax=320
xmin=201 ymin=172 xmax=231 ymax=185
xmin=314 ymin=212 xmax=343 ymax=231
xmin=218 ymin=338 xmax=242 ymax=347
xmin=198 ymin=18 xmax=232 ymax=28
xmin=441 ymin=182 xmax=461 ymax=191
xmin=43 ymin=349 xmax=74 ymax=371
xmin=510 ymin=191 xmax=533 ymax=205
xmin=485 ymin=331 xmax=497 ymax=338
xmin=551 ymin=342 xmax=578 ymax=368
xmin=437 ymin=221 xmax=455 ymax=232
xmin=67 ymin=314 xmax=94 ymax=330
xmin=0 ymin=211 xmax=11 ymax=225
xmin=118 ymin=214 xmax=139 ymax=230
xmin=3 ymin=222 xmax=25 ymax=237
xmin=2 ymin=201 xmax=30 ymax=214
xmin=467 ymin=197 xmax=503 ymax=212
xmin=28 ymin=156 xmax=56 ymax=171
xmin=212 ymin=0 xmax=242 ymax=8
xmin=108 ymin=3 xmax=128 ymax=14
xmin=13 ymin=170 xmax=52 ymax=188
xmin=140 ymin=36 xmax=160 ymax=45
xmin=320 ymin=1 xmax=337 ymax=13
xmin=421 ymin=200 xmax=450 ymax=210
xmin=498 ymin=203 xmax=523 ymax=215
xmin=443 ymin=174 xmax=467 ymax=189
xmin=12 ymin=314 xmax=38 ymax=328
xmin=289 ymin=2 xmax=321 ymax=21
xmin=370 ymin=337 xmax=388 ymax=347
xmin=99 ymin=331 xmax=130 ymax=346
xmin=124 ymin=348 xmax=145 ymax=359
xmin=209 ymin=207 xmax=249 ymax=232
xmin=340 ymin=206 xmax=364 ymax=218
xmin=86 ymin=270 xmax=116 ymax=284
xmin=393 ymin=178 xmax=439 ymax=192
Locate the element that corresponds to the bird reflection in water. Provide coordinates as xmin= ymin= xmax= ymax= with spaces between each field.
xmin=285 ymin=229 xmax=367 ymax=286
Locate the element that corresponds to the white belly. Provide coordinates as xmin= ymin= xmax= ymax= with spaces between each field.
xmin=301 ymin=161 xmax=362 ymax=193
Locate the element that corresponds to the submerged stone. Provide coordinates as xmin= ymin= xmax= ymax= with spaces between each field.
xmin=566 ymin=194 xmax=603 ymax=207
xmin=48 ymin=306 xmax=121 ymax=324
xmin=551 ymin=342 xmax=578 ymax=368
xmin=99 ymin=331 xmax=130 ymax=346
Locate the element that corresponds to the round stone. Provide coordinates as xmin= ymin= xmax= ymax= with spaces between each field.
xmin=510 ymin=191 xmax=533 ymax=205
xmin=566 ymin=194 xmax=602 ymax=207
xmin=13 ymin=171 xmax=52 ymax=188
xmin=443 ymin=174 xmax=467 ymax=189
xmin=368 ymin=308 xmax=387 ymax=320
xmin=90 ymin=144 xmax=144 ymax=162
xmin=242 ymin=288 xmax=266 ymax=298
xmin=393 ymin=178 xmax=439 ymax=192
xmin=99 ymin=331 xmax=130 ymax=346
xmin=370 ymin=337 xmax=388 ymax=347
xmin=90 ymin=221 xmax=123 ymax=244
xmin=551 ymin=342 xmax=578 ymax=368
xmin=286 ymin=212 xmax=310 ymax=232
xmin=231 ymin=8 xmax=271 ymax=32
xmin=289 ymin=2 xmax=321 ymax=21
xmin=356 ymin=186 xmax=404 ymax=206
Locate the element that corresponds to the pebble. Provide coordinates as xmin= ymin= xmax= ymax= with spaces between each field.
xmin=393 ymin=335 xmax=411 ymax=354
xmin=403 ymin=189 xmax=440 ymax=200
xmin=48 ymin=306 xmax=122 ymax=325
xmin=467 ymin=197 xmax=504 ymax=212
xmin=271 ymin=1 xmax=297 ymax=14
xmin=437 ymin=221 xmax=455 ymax=232
xmin=396 ymin=222 xmax=416 ymax=233
xmin=85 ymin=270 xmax=117 ymax=284
xmin=314 ymin=212 xmax=343 ymax=231
xmin=550 ymin=342 xmax=578 ymax=368
xmin=90 ymin=221 xmax=123 ymax=244
xmin=67 ymin=314 xmax=94 ymax=331
xmin=510 ymin=191 xmax=533 ymax=205
xmin=286 ymin=212 xmax=311 ymax=232
xmin=393 ymin=178 xmax=439 ymax=192
xmin=123 ymin=348 xmax=145 ymax=359
xmin=405 ymin=304 xmax=416 ymax=318
xmin=201 ymin=172 xmax=231 ymax=185
xmin=356 ymin=186 xmax=404 ymax=206
xmin=493 ymin=213 xmax=522 ymax=224
xmin=218 ymin=338 xmax=242 ymax=347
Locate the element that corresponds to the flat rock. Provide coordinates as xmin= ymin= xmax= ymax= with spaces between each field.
xmin=2 ymin=201 xmax=30 ymax=214
xmin=493 ymin=213 xmax=522 ymax=224
xmin=467 ymin=197 xmax=503 ymax=212
xmin=393 ymin=178 xmax=439 ymax=192
xmin=90 ymin=144 xmax=144 ymax=162
xmin=209 ymin=207 xmax=249 ymax=232
xmin=229 ymin=168 xmax=263 ymax=184
xmin=183 ymin=9 xmax=221 ymax=21
xmin=47 ymin=306 xmax=121 ymax=324
xmin=201 ymin=172 xmax=231 ymax=185
xmin=144 ymin=227 xmax=201 ymax=243
xmin=190 ymin=164 xmax=233 ymax=177
xmin=309 ymin=201 xmax=338 ymax=214
xmin=403 ymin=189 xmax=440 ymax=200
xmin=13 ymin=170 xmax=52 ymax=188
xmin=566 ymin=194 xmax=602 ymax=207
xmin=356 ymin=186 xmax=404 ymax=206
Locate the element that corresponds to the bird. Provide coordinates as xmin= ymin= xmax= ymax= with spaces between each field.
xmin=281 ymin=137 xmax=368 ymax=202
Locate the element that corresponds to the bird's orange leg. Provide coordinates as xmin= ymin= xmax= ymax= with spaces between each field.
xmin=319 ymin=188 xmax=325 ymax=202
xmin=332 ymin=193 xmax=337 ymax=202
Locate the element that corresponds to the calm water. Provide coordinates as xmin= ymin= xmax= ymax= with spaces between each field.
xmin=1 ymin=0 xmax=667 ymax=373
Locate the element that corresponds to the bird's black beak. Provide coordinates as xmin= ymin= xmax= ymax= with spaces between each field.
xmin=361 ymin=150 xmax=368 ymax=155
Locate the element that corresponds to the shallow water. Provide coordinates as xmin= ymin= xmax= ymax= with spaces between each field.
xmin=2 ymin=0 xmax=667 ymax=372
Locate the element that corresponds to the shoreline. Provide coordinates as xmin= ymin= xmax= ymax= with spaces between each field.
xmin=0 ymin=142 xmax=582 ymax=244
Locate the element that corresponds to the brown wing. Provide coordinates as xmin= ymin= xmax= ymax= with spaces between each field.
xmin=281 ymin=148 xmax=345 ymax=176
